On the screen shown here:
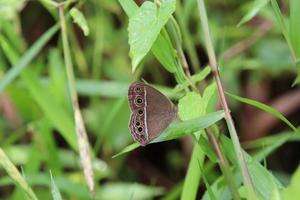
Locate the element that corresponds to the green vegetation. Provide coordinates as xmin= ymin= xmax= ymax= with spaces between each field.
xmin=0 ymin=0 xmax=299 ymax=199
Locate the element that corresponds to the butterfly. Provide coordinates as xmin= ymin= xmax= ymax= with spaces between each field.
xmin=128 ymin=82 xmax=177 ymax=146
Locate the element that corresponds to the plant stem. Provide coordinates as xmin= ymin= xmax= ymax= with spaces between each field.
xmin=58 ymin=4 xmax=95 ymax=196
xmin=196 ymin=0 xmax=256 ymax=197
xmin=206 ymin=129 xmax=240 ymax=200
xmin=172 ymin=2 xmax=241 ymax=198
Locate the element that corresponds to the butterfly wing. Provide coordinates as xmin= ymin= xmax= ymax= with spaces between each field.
xmin=128 ymin=82 xmax=148 ymax=145
xmin=144 ymin=84 xmax=177 ymax=142
xmin=128 ymin=82 xmax=177 ymax=146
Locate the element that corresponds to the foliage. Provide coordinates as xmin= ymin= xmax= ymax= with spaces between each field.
xmin=0 ymin=0 xmax=299 ymax=200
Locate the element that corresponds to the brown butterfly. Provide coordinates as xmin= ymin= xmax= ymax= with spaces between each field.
xmin=128 ymin=82 xmax=177 ymax=146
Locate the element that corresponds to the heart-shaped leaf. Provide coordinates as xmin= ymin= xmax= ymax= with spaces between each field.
xmin=128 ymin=0 xmax=176 ymax=71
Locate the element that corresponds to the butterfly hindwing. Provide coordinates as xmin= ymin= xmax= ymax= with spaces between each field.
xmin=144 ymin=84 xmax=177 ymax=141
xmin=128 ymin=82 xmax=177 ymax=145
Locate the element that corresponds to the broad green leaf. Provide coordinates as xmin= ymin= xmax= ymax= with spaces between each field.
xmin=70 ymin=8 xmax=90 ymax=36
xmin=238 ymin=0 xmax=269 ymax=27
xmin=113 ymin=111 xmax=225 ymax=157
xmin=0 ymin=148 xmax=38 ymax=200
xmin=128 ymin=0 xmax=176 ymax=71
xmin=151 ymin=28 xmax=178 ymax=73
xmin=119 ymin=0 xmax=178 ymax=74
xmin=118 ymin=0 xmax=138 ymax=18
xmin=153 ymin=110 xmax=225 ymax=142
xmin=178 ymin=92 xmax=204 ymax=120
xmin=226 ymin=92 xmax=297 ymax=131
xmin=281 ymin=166 xmax=300 ymax=200
xmin=202 ymin=82 xmax=217 ymax=111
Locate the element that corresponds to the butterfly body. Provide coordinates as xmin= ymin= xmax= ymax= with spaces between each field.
xmin=128 ymin=82 xmax=177 ymax=146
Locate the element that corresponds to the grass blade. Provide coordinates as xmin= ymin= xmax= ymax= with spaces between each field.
xmin=113 ymin=111 xmax=225 ymax=157
xmin=226 ymin=92 xmax=297 ymax=131
xmin=50 ymin=171 xmax=63 ymax=200
xmin=0 ymin=23 xmax=60 ymax=92
xmin=0 ymin=148 xmax=38 ymax=200
xmin=237 ymin=0 xmax=269 ymax=27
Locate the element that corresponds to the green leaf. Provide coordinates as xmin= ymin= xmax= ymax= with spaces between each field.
xmin=226 ymin=92 xmax=297 ymax=131
xmin=98 ymin=183 xmax=164 ymax=200
xmin=128 ymin=0 xmax=176 ymax=71
xmin=50 ymin=171 xmax=63 ymax=200
xmin=119 ymin=0 xmax=178 ymax=74
xmin=178 ymin=92 xmax=204 ymax=120
xmin=21 ymin=70 xmax=77 ymax=150
xmin=254 ymin=39 xmax=293 ymax=73
xmin=289 ymin=0 xmax=300 ymax=58
xmin=0 ymin=0 xmax=26 ymax=20
xmin=270 ymin=0 xmax=297 ymax=64
xmin=0 ymin=148 xmax=38 ymax=200
xmin=0 ymin=23 xmax=60 ymax=92
xmin=151 ymin=28 xmax=178 ymax=73
xmin=252 ymin=133 xmax=291 ymax=162
xmin=202 ymin=82 xmax=217 ymax=112
xmin=198 ymin=135 xmax=217 ymax=162
xmin=153 ymin=110 xmax=225 ymax=142
xmin=173 ymin=66 xmax=211 ymax=93
xmin=294 ymin=73 xmax=300 ymax=86
xmin=281 ymin=166 xmax=300 ymax=200
xmin=118 ymin=0 xmax=138 ymax=18
xmin=204 ymin=135 xmax=283 ymax=200
xmin=112 ymin=143 xmax=140 ymax=158
xmin=221 ymin=135 xmax=283 ymax=200
xmin=113 ymin=111 xmax=225 ymax=157
xmin=238 ymin=0 xmax=269 ymax=27
xmin=70 ymin=8 xmax=90 ymax=36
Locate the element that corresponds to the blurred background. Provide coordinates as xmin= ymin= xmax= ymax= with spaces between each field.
xmin=0 ymin=0 xmax=299 ymax=199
